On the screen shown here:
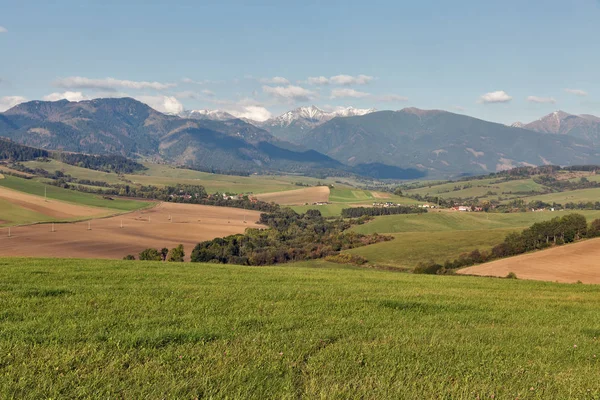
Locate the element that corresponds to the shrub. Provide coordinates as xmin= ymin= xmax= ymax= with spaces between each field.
xmin=506 ymin=272 xmax=518 ymax=279
xmin=123 ymin=254 xmax=136 ymax=260
xmin=324 ymin=253 xmax=368 ymax=265
xmin=167 ymin=244 xmax=185 ymax=262
xmin=414 ymin=261 xmax=444 ymax=275
xmin=139 ymin=248 xmax=162 ymax=261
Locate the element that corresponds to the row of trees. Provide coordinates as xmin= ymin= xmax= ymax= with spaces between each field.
xmin=126 ymin=244 xmax=185 ymax=262
xmin=341 ymin=206 xmax=426 ymax=218
xmin=51 ymin=153 xmax=146 ymax=173
xmin=416 ymin=213 xmax=597 ymax=274
xmin=190 ymin=209 xmax=392 ymax=266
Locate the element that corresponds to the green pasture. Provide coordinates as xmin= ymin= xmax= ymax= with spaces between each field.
xmin=351 ymin=210 xmax=600 ymax=234
xmin=1 ymin=258 xmax=600 ymax=398
xmin=347 ymin=229 xmax=514 ymax=269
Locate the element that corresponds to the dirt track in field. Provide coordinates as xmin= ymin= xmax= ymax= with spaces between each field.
xmin=0 ymin=186 xmax=113 ymax=219
xmin=0 ymin=202 xmax=263 ymax=260
xmin=457 ymin=238 xmax=600 ymax=284
xmin=255 ymin=186 xmax=330 ymax=205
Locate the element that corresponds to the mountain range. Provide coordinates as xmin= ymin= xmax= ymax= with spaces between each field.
xmin=514 ymin=111 xmax=600 ymax=144
xmin=1 ymin=98 xmax=599 ymax=179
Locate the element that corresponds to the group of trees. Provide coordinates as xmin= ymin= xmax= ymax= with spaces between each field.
xmin=341 ymin=206 xmax=426 ymax=218
xmin=0 ymin=139 xmax=49 ymax=161
xmin=190 ymin=208 xmax=392 ymax=266
xmin=52 ymin=153 xmax=146 ymax=173
xmin=416 ymin=213 xmax=597 ymax=274
xmin=127 ymin=244 xmax=185 ymax=262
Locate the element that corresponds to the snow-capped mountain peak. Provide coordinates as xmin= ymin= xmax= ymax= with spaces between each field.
xmin=265 ymin=105 xmax=375 ymax=128
xmin=179 ymin=109 xmax=236 ymax=121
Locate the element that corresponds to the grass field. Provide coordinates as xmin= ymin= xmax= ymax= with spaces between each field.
xmin=352 ymin=210 xmax=600 ymax=234
xmin=131 ymin=164 xmax=340 ymax=194
xmin=405 ymin=178 xmax=546 ymax=200
xmin=0 ymin=175 xmax=148 ymax=211
xmin=347 ymin=210 xmax=600 ymax=268
xmin=347 ymin=229 xmax=514 ymax=269
xmin=23 ymin=160 xmax=124 ymax=185
xmin=21 ymin=160 xmax=344 ymax=194
xmin=2 ymin=258 xmax=600 ymax=398
xmin=517 ymin=187 xmax=600 ymax=205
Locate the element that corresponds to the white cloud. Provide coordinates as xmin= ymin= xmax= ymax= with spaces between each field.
xmin=202 ymin=89 xmax=215 ymax=97
xmin=259 ymin=76 xmax=290 ymax=85
xmin=565 ymin=88 xmax=588 ymax=97
xmin=0 ymin=96 xmax=27 ymax=111
xmin=478 ymin=90 xmax=512 ymax=104
xmin=229 ymin=106 xmax=272 ymax=122
xmin=307 ymin=74 xmax=374 ymax=86
xmin=307 ymin=76 xmax=330 ymax=85
xmin=262 ymin=85 xmax=316 ymax=102
xmin=54 ymin=76 xmax=176 ymax=91
xmin=330 ymin=88 xmax=370 ymax=99
xmin=43 ymin=91 xmax=89 ymax=102
xmin=453 ymin=106 xmax=467 ymax=112
xmin=330 ymin=74 xmax=374 ymax=85
xmin=136 ymin=95 xmax=184 ymax=114
xmin=0 ymin=26 xmax=7 ymax=33
xmin=375 ymin=94 xmax=409 ymax=102
xmin=526 ymin=96 xmax=556 ymax=104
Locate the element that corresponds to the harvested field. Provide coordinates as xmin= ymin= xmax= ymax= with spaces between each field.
xmin=0 ymin=186 xmax=115 ymax=220
xmin=255 ymin=186 xmax=330 ymax=205
xmin=0 ymin=202 xmax=263 ymax=260
xmin=457 ymin=238 xmax=600 ymax=283
xmin=371 ymin=191 xmax=390 ymax=199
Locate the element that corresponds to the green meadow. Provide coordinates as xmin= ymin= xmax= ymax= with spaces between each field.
xmin=346 ymin=210 xmax=600 ymax=268
xmin=1 ymin=258 xmax=600 ymax=398
xmin=0 ymin=175 xmax=148 ymax=211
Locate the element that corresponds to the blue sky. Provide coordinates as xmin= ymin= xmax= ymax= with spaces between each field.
xmin=0 ymin=0 xmax=599 ymax=123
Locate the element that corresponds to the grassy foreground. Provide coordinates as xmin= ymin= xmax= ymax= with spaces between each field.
xmin=1 ymin=258 xmax=600 ymax=398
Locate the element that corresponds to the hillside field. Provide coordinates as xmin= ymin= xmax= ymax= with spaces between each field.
xmin=0 ymin=175 xmax=148 ymax=211
xmin=0 ymin=203 xmax=263 ymax=260
xmin=459 ymin=237 xmax=600 ymax=283
xmin=2 ymin=258 xmax=600 ymax=398
xmin=255 ymin=186 xmax=330 ymax=205
xmin=346 ymin=210 xmax=600 ymax=269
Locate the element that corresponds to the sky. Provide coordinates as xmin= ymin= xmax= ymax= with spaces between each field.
xmin=0 ymin=0 xmax=599 ymax=123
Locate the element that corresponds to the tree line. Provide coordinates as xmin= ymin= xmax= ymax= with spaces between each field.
xmin=0 ymin=139 xmax=49 ymax=161
xmin=51 ymin=153 xmax=147 ymax=173
xmin=190 ymin=208 xmax=392 ymax=266
xmin=341 ymin=205 xmax=426 ymax=218
xmin=416 ymin=213 xmax=597 ymax=274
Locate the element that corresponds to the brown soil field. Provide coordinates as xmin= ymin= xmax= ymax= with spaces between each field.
xmin=255 ymin=186 xmax=330 ymax=205
xmin=0 ymin=186 xmax=115 ymax=219
xmin=371 ymin=191 xmax=390 ymax=199
xmin=457 ymin=238 xmax=600 ymax=284
xmin=0 ymin=202 xmax=263 ymax=261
